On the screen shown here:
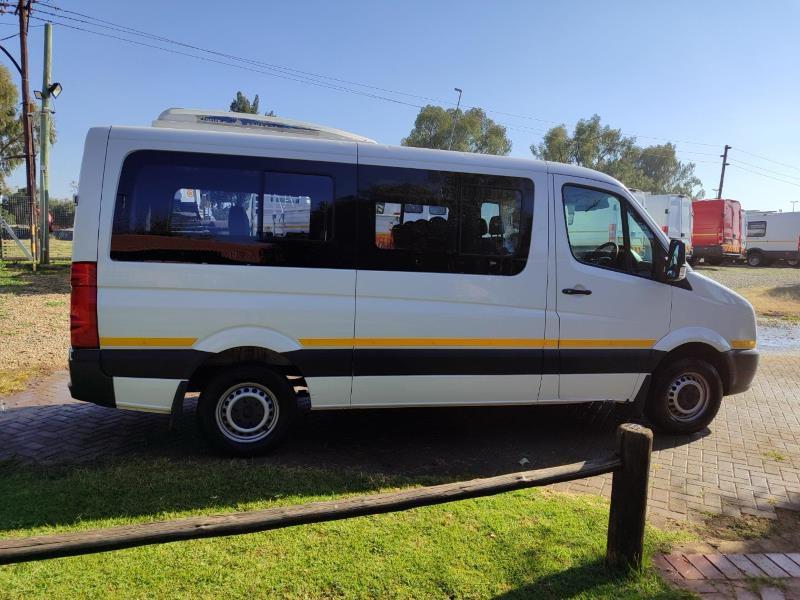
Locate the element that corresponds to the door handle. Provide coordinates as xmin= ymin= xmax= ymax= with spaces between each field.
xmin=562 ymin=288 xmax=592 ymax=295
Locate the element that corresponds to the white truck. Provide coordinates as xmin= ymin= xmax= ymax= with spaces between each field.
xmin=744 ymin=210 xmax=800 ymax=267
xmin=630 ymin=191 xmax=693 ymax=260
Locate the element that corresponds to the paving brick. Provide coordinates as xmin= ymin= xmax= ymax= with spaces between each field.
xmin=3 ymin=352 xmax=800 ymax=527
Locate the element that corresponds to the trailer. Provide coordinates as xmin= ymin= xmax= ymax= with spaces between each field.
xmin=744 ymin=210 xmax=800 ymax=267
xmin=630 ymin=191 xmax=693 ymax=259
xmin=691 ymin=198 xmax=744 ymax=265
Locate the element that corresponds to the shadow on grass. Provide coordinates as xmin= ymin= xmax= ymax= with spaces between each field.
xmin=766 ymin=283 xmax=800 ymax=301
xmin=0 ymin=262 xmax=70 ymax=295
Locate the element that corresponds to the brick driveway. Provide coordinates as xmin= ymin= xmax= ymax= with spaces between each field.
xmin=2 ymin=351 xmax=799 ymax=524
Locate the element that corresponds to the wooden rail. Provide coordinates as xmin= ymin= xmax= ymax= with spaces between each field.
xmin=0 ymin=424 xmax=652 ymax=570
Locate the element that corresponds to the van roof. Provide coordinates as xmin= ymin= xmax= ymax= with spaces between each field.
xmin=153 ymin=108 xmax=378 ymax=143
xmin=109 ymin=113 xmax=624 ymax=189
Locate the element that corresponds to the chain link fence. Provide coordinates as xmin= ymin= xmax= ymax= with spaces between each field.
xmin=0 ymin=194 xmax=73 ymax=263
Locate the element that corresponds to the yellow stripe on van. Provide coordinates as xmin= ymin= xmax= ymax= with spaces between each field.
xmin=99 ymin=337 xmax=197 ymax=348
xmin=299 ymin=337 xmax=557 ymax=348
xmin=299 ymin=337 xmax=654 ymax=349
xmin=731 ymin=340 xmax=756 ymax=350
xmin=558 ymin=338 xmax=656 ymax=349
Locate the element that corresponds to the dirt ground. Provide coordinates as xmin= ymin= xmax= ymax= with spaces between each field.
xmin=693 ymin=263 xmax=800 ymax=324
xmin=0 ymin=262 xmax=70 ymax=395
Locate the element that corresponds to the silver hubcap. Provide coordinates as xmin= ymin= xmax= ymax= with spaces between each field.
xmin=215 ymin=382 xmax=279 ymax=443
xmin=667 ymin=372 xmax=709 ymax=422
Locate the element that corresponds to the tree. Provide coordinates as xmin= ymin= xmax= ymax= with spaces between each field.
xmin=531 ymin=115 xmax=704 ymax=197
xmin=402 ymin=105 xmax=511 ymax=155
xmin=0 ymin=65 xmax=25 ymax=193
xmin=229 ymin=91 xmax=275 ymax=116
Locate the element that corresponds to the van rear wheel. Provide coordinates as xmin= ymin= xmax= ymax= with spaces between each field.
xmin=747 ymin=251 xmax=765 ymax=267
xmin=645 ymin=358 xmax=722 ymax=435
xmin=197 ymin=366 xmax=296 ymax=456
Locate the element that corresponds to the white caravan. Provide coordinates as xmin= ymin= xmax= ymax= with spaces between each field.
xmin=631 ymin=191 xmax=693 ymax=259
xmin=744 ymin=210 xmax=800 ymax=267
xmin=69 ymin=109 xmax=759 ymax=455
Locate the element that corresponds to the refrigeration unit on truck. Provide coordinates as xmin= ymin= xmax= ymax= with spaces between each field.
xmin=630 ymin=191 xmax=693 ymax=260
xmin=691 ymin=199 xmax=744 ymax=265
xmin=744 ymin=210 xmax=800 ymax=267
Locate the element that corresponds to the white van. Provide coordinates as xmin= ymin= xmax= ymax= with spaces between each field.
xmin=631 ymin=191 xmax=694 ymax=260
xmin=69 ymin=109 xmax=759 ymax=455
xmin=745 ymin=210 xmax=800 ymax=267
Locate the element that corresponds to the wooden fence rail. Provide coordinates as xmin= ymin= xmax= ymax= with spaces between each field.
xmin=0 ymin=423 xmax=652 ymax=570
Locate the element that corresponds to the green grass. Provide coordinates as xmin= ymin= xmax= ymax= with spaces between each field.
xmin=0 ymin=458 xmax=691 ymax=599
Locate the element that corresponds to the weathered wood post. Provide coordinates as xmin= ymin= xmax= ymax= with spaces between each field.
xmin=606 ymin=423 xmax=653 ymax=571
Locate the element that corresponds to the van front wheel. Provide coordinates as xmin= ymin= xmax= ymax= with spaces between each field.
xmin=646 ymin=358 xmax=722 ymax=435
xmin=197 ymin=366 xmax=296 ymax=456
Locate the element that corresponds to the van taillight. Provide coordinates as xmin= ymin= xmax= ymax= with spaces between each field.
xmin=717 ymin=232 xmax=724 ymax=244
xmin=70 ymin=262 xmax=99 ymax=349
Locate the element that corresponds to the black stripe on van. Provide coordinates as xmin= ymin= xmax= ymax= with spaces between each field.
xmin=97 ymin=348 xmax=663 ymax=379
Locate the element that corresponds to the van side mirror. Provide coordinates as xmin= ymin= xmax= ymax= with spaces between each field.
xmin=664 ymin=239 xmax=686 ymax=282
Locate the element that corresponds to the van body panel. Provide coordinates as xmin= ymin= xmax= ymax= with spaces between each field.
xmin=692 ymin=199 xmax=743 ymax=259
xmin=95 ymin=129 xmax=358 ymax=410
xmin=745 ymin=211 xmax=800 ymax=261
xmin=670 ymin=271 xmax=757 ymax=348
xmin=68 ymin=122 xmax=759 ymax=431
xmin=552 ymin=174 xmax=672 ymax=402
xmin=113 ymin=377 xmax=181 ymax=413
xmin=351 ymin=375 xmax=543 ymax=408
xmin=73 ymin=127 xmax=111 ymax=262
xmin=193 ymin=326 xmax=302 ymax=354
xmin=351 ymin=146 xmax=550 ymax=406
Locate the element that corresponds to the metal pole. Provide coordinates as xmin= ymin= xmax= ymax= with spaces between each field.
xmin=716 ymin=144 xmax=731 ymax=200
xmin=16 ymin=0 xmax=37 ymax=268
xmin=791 ymin=201 xmax=798 ymax=212
xmin=38 ymin=23 xmax=52 ymax=264
xmin=447 ymin=87 xmax=463 ymax=151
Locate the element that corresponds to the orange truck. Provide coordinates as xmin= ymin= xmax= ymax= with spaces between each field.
xmin=690 ymin=199 xmax=744 ymax=265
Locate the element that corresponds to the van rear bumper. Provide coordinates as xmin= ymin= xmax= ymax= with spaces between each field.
xmin=724 ymin=349 xmax=759 ymax=395
xmin=68 ymin=348 xmax=116 ymax=408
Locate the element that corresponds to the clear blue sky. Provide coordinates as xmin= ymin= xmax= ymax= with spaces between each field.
xmin=4 ymin=0 xmax=799 ymax=211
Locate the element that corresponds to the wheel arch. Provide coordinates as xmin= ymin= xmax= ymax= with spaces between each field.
xmin=651 ymin=342 xmax=732 ymax=395
xmin=187 ymin=345 xmax=310 ymax=410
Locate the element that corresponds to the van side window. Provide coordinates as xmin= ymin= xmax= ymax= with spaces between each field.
xmin=747 ymin=220 xmax=766 ymax=237
xmin=111 ymin=151 xmax=353 ymax=268
xmin=362 ymin=165 xmax=533 ymax=275
xmin=562 ymin=185 xmax=657 ymax=278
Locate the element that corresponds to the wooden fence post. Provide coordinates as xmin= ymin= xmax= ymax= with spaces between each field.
xmin=606 ymin=422 xmax=653 ymax=571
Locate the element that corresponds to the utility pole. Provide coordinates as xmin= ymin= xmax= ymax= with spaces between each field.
xmin=791 ymin=200 xmax=799 ymax=212
xmin=716 ymin=144 xmax=731 ymax=200
xmin=38 ymin=22 xmax=52 ymax=264
xmin=447 ymin=87 xmax=463 ymax=151
xmin=16 ymin=0 xmax=37 ymax=266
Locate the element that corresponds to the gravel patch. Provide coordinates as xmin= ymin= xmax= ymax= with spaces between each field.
xmin=693 ymin=263 xmax=800 ymax=290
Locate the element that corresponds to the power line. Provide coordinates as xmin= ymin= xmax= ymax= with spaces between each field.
xmin=30 ymin=2 xmax=725 ymax=150
xmin=728 ymin=163 xmax=800 ymax=188
xmin=732 ymin=147 xmax=800 ymax=173
xmin=729 ymin=158 xmax=800 ymax=182
xmin=25 ymin=16 xmax=707 ymax=161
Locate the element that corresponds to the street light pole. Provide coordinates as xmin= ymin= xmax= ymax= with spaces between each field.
xmin=38 ymin=23 xmax=52 ymax=264
xmin=791 ymin=200 xmax=799 ymax=212
xmin=447 ymin=87 xmax=463 ymax=151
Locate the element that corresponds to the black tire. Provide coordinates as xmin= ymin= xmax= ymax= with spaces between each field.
xmin=197 ymin=365 xmax=296 ymax=456
xmin=747 ymin=251 xmax=764 ymax=267
xmin=787 ymin=258 xmax=800 ymax=268
xmin=645 ymin=358 xmax=723 ymax=435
